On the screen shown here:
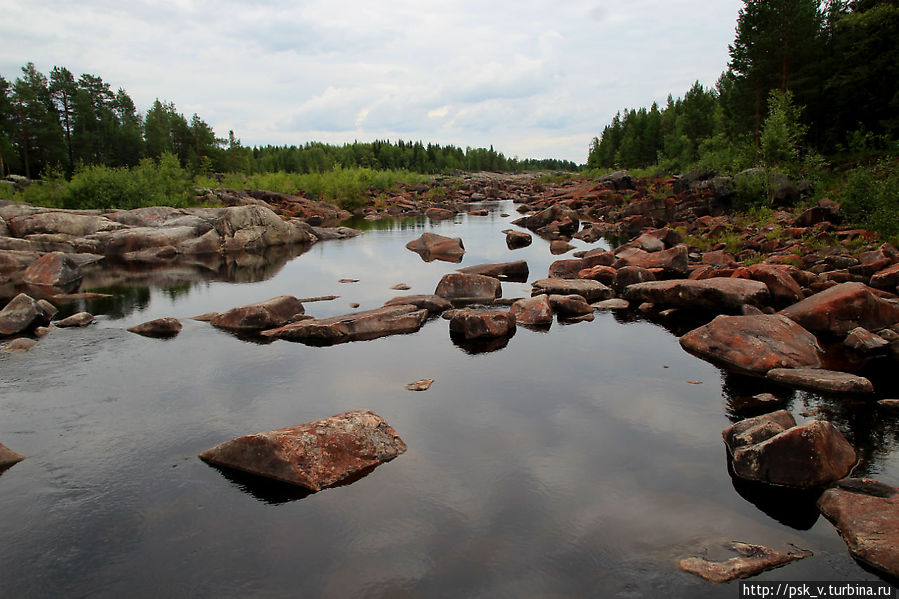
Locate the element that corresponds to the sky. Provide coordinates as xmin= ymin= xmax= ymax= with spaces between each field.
xmin=1 ymin=0 xmax=744 ymax=164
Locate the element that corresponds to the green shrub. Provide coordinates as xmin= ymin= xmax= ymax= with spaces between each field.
xmin=733 ymin=169 xmax=769 ymax=210
xmin=841 ymin=160 xmax=899 ymax=240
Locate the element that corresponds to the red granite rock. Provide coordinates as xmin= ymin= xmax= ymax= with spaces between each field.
xmin=509 ymin=295 xmax=554 ymax=326
xmin=780 ymin=282 xmax=899 ymax=336
xmin=262 ymin=304 xmax=428 ymax=344
xmin=405 ymin=232 xmax=465 ymax=262
xmin=457 ymin=260 xmax=528 ymax=281
xmin=209 ymin=296 xmax=306 ymax=332
xmin=448 ymin=309 xmax=516 ymax=340
xmin=435 ymin=273 xmax=502 ymax=302
xmin=127 ymin=317 xmax=183 ymax=338
xmin=0 ymin=442 xmax=26 ymax=472
xmin=199 ymin=409 xmax=407 ymax=491
xmin=22 ymin=251 xmax=82 ymax=287
xmin=624 ymin=278 xmax=770 ymax=312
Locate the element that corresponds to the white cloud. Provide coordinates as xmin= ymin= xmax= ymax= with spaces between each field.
xmin=0 ymin=0 xmax=744 ymax=163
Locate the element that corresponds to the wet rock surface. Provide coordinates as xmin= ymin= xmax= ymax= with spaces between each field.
xmin=199 ymin=409 xmax=407 ymax=492
xmin=261 ymin=304 xmax=428 ymax=345
xmin=766 ymin=368 xmax=874 ymax=394
xmin=817 ymin=478 xmax=899 ymax=578
xmin=680 ymin=541 xmax=812 ymax=583
xmin=0 ymin=442 xmax=26 ymax=472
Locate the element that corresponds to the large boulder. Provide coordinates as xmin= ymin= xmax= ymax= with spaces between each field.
xmin=7 ymin=211 xmax=124 ymax=238
xmin=725 ymin=416 xmax=857 ymax=489
xmin=613 ymin=245 xmax=689 ymax=277
xmin=448 ymin=309 xmax=516 ymax=340
xmin=0 ymin=442 xmax=25 ymax=473
xmin=780 ymin=282 xmax=899 ymax=337
xmin=457 ymin=260 xmax=528 ymax=282
xmin=435 ymin=273 xmax=501 ymax=302
xmin=215 ymin=205 xmax=296 ymax=252
xmin=766 ymin=368 xmax=874 ymax=394
xmin=262 ymin=304 xmax=428 ymax=345
xmin=405 ymin=232 xmax=465 ymax=262
xmin=624 ymin=278 xmax=770 ymax=312
xmin=22 ymin=251 xmax=82 ymax=287
xmin=817 ymin=478 xmax=899 ymax=578
xmin=0 ymin=293 xmax=55 ymax=336
xmin=739 ymin=264 xmax=804 ymax=307
xmin=509 ymin=295 xmax=554 ymax=326
xmin=210 ymin=296 xmax=306 ymax=332
xmin=870 ymin=263 xmax=899 ymax=291
xmin=531 ymin=278 xmax=614 ymax=302
xmin=199 ymin=409 xmax=406 ymax=492
xmin=679 ymin=314 xmax=822 ymax=375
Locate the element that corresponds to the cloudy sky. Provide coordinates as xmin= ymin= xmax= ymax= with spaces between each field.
xmin=1 ymin=0 xmax=743 ymax=164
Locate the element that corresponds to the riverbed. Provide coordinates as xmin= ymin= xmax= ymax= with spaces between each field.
xmin=1 ymin=200 xmax=896 ymax=597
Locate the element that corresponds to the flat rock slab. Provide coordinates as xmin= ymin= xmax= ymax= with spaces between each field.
xmin=624 ymin=278 xmax=770 ymax=312
xmin=22 ymin=251 xmax=82 ymax=287
xmin=780 ymin=282 xmax=899 ymax=337
xmin=680 ymin=541 xmax=812 ymax=583
xmin=531 ymin=278 xmax=614 ymax=302
xmin=262 ymin=304 xmax=428 ymax=345
xmin=767 ymin=368 xmax=874 ymax=394
xmin=0 ymin=442 xmax=25 ymax=472
xmin=680 ymin=314 xmax=822 ymax=375
xmin=199 ymin=409 xmax=407 ymax=492
xmin=818 ymin=478 xmax=899 ymax=578
xmin=384 ymin=294 xmax=452 ymax=314
xmin=209 ymin=295 xmax=306 ymax=332
xmin=127 ymin=317 xmax=183 ymax=338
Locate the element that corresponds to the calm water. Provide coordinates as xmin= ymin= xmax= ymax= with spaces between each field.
xmin=1 ymin=201 xmax=897 ymax=598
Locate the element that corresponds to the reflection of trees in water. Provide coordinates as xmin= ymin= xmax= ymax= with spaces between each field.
xmin=341 ymin=216 xmax=428 ymax=232
xmin=54 ymin=285 xmax=153 ymax=319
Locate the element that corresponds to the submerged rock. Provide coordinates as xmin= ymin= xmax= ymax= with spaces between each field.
xmin=818 ymin=478 xmax=899 ymax=578
xmin=680 ymin=541 xmax=812 ymax=583
xmin=679 ymin=314 xmax=822 ymax=375
xmin=383 ymin=294 xmax=452 ymax=314
xmin=766 ymin=368 xmax=874 ymax=394
xmin=199 ymin=409 xmax=406 ymax=492
xmin=127 ymin=317 xmax=183 ymax=338
xmin=262 ymin=304 xmax=428 ymax=345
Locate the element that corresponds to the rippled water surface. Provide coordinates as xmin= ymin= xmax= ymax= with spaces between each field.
xmin=2 ymin=202 xmax=897 ymax=597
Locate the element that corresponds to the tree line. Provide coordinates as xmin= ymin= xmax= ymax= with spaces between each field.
xmin=587 ymin=0 xmax=898 ymax=173
xmin=0 ymin=63 xmax=580 ymax=180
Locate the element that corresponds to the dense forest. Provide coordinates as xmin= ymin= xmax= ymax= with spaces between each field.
xmin=587 ymin=0 xmax=898 ymax=173
xmin=0 ymin=64 xmax=578 ymax=180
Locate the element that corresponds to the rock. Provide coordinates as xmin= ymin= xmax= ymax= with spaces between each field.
xmin=729 ymin=392 xmax=786 ymax=413
xmin=199 ymin=409 xmax=406 ymax=491
xmin=701 ymin=250 xmax=737 ymax=267
xmin=3 ymin=337 xmax=37 ymax=352
xmin=0 ymin=442 xmax=25 ymax=472
xmin=531 ymin=278 xmax=614 ymax=302
xmin=844 ymin=327 xmax=889 ymax=354
xmin=729 ymin=419 xmax=857 ymax=489
xmin=624 ymin=278 xmax=770 ymax=312
xmin=262 ymin=304 xmax=428 ymax=345
xmin=504 ymin=229 xmax=532 ymax=249
xmin=34 ymin=326 xmax=51 ymax=337
xmin=215 ymin=204 xmax=297 ymax=252
xmin=338 ymin=279 xmax=359 ymax=283
xmin=766 ymin=368 xmax=874 ymax=394
xmin=127 ymin=317 xmax=183 ymax=338
xmin=405 ymin=232 xmax=465 ymax=262
xmin=54 ymin=312 xmax=94 ymax=328
xmin=879 ymin=399 xmax=899 ymax=411
xmin=817 ymin=478 xmax=899 ymax=578
xmin=780 ymin=282 xmax=899 ymax=337
xmin=613 ymin=245 xmax=689 ymax=277
xmin=679 ymin=541 xmax=812 ymax=583
xmin=509 ymin=295 xmax=554 ymax=326
xmin=457 ymin=261 xmax=529 ymax=282
xmin=7 ymin=211 xmax=124 ymax=238
xmin=598 ymin=170 xmax=634 ymax=191
xmin=384 ymin=294 xmax=452 ymax=314
xmin=679 ymin=314 xmax=822 ymax=375
xmin=0 ymin=293 xmax=55 ymax=336
xmin=723 ymin=410 xmax=797 ymax=452
xmin=592 ymin=298 xmax=630 ymax=310
xmin=209 ymin=296 xmax=306 ymax=332
xmin=426 ymin=207 xmax=455 ymax=221
xmin=435 ymin=273 xmax=502 ymax=302
xmin=548 ymin=294 xmax=593 ymax=316
xmin=870 ymin=263 xmax=899 ymax=291
xmin=406 ymin=379 xmax=434 ymax=391
xmin=613 ymin=266 xmax=656 ymax=294
xmin=550 ymin=240 xmax=575 ymax=255
xmin=512 ymin=203 xmax=579 ymax=234
xmin=390 ymin=283 xmax=411 ymax=290
xmin=740 ymin=264 xmax=804 ymax=307
xmin=22 ymin=251 xmax=82 ymax=287
xmin=448 ymin=309 xmax=516 ymax=340
xmin=577 ymin=265 xmax=617 ymax=286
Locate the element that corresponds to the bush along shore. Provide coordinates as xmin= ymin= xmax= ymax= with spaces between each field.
xmin=2 ymin=168 xmax=899 ymax=582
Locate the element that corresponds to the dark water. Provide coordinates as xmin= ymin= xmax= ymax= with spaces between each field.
xmin=2 ymin=202 xmax=898 ymax=598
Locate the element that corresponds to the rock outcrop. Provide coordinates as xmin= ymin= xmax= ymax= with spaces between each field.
xmin=199 ymin=409 xmax=406 ymax=491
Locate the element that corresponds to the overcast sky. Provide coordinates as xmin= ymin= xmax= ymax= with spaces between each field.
xmin=1 ymin=0 xmax=744 ymax=164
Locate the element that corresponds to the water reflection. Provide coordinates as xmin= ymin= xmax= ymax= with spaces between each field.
xmin=727 ymin=457 xmax=823 ymax=530
xmin=210 ymin=465 xmax=314 ymax=505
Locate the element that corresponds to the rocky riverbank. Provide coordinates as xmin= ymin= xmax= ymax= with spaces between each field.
xmin=2 ymin=169 xmax=899 ymax=581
